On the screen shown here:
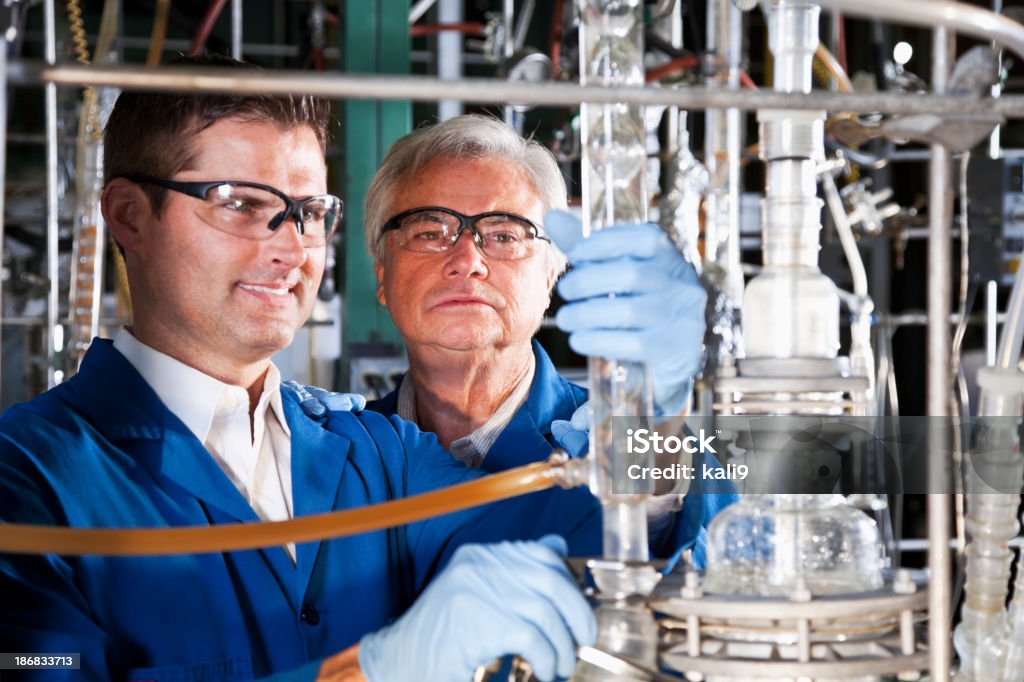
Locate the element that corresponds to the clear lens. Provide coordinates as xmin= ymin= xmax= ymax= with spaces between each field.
xmin=205 ymin=184 xmax=284 ymax=234
xmin=394 ymin=209 xmax=540 ymax=260
xmin=298 ymin=196 xmax=343 ymax=245
xmin=475 ymin=215 xmax=534 ymax=259
xmin=198 ymin=184 xmax=340 ymax=246
xmin=400 ymin=209 xmax=457 ymax=247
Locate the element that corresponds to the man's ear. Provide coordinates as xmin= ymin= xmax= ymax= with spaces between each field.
xmin=374 ymin=260 xmax=387 ymax=306
xmin=102 ymin=179 xmax=150 ymax=253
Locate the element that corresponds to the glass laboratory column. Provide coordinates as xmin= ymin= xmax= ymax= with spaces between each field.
xmin=575 ymin=0 xmax=659 ymax=679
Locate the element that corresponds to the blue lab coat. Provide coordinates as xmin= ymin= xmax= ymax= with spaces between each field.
xmin=368 ymin=340 xmax=740 ymax=565
xmin=0 ymin=340 xmax=602 ymax=681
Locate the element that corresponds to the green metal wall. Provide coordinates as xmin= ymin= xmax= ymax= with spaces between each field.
xmin=341 ymin=0 xmax=411 ymax=374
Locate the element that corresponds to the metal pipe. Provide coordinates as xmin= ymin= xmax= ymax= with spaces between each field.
xmin=927 ymin=28 xmax=954 ymax=417
xmin=437 ymin=0 xmax=464 ymax=120
xmin=708 ymin=0 xmax=745 ymax=377
xmin=927 ymin=25 xmax=954 ymax=682
xmin=231 ymin=0 xmax=243 ymax=60
xmin=822 ymin=174 xmax=868 ymax=297
xmin=995 ymin=251 xmax=1024 ymax=371
xmin=646 ymin=0 xmax=682 ymax=151
xmin=823 ymin=171 xmax=875 ymax=407
xmin=409 ymin=0 xmax=437 ymax=24
xmin=501 ymin=0 xmax=515 ymax=125
xmin=503 ymin=0 xmax=514 ymax=59
xmin=814 ymin=0 xmax=1024 ymax=63
xmin=704 ymin=0 xmax=744 ymax=306
xmin=12 ymin=60 xmax=1024 ymax=116
xmin=0 ymin=28 xmax=6 ymax=401
xmin=829 ymin=8 xmax=843 ymax=86
xmin=989 ymin=0 xmax=1004 ymax=157
xmin=929 ymin=493 xmax=953 ymax=679
xmin=663 ymin=0 xmax=683 ymax=153
xmin=986 ymin=280 xmax=999 ymax=367
xmin=18 ymin=33 xmax=489 ymax=66
xmin=878 ymin=311 xmax=1006 ymax=327
xmin=43 ymin=0 xmax=61 ymax=388
xmin=513 ymin=0 xmax=535 ymax=51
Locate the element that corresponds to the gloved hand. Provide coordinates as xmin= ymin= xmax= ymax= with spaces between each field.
xmin=282 ymin=380 xmax=367 ymax=419
xmin=545 ymin=210 xmax=706 ymax=416
xmin=358 ymin=535 xmax=594 ymax=682
xmin=550 ymin=402 xmax=592 ymax=458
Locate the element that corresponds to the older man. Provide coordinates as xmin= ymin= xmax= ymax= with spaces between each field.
xmin=359 ymin=115 xmax=736 ymax=562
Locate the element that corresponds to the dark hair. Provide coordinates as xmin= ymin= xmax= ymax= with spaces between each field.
xmin=103 ymin=54 xmax=332 ymax=213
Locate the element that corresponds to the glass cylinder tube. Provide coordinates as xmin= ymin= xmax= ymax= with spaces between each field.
xmin=574 ymin=3 xmax=658 ymax=680
xmin=577 ymin=0 xmax=653 ymax=562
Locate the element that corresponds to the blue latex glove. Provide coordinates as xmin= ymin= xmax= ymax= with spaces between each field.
xmin=282 ymin=380 xmax=366 ymax=419
xmin=546 ymin=210 xmax=706 ymax=416
xmin=550 ymin=402 xmax=592 ymax=458
xmin=358 ymin=535 xmax=594 ymax=682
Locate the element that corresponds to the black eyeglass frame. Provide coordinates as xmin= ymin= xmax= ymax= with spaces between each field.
xmin=125 ymin=174 xmax=343 ymax=242
xmin=379 ymin=205 xmax=550 ymax=258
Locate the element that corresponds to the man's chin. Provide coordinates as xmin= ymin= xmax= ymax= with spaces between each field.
xmin=236 ymin=324 xmax=299 ymax=359
xmin=427 ymin=335 xmax=501 ymax=353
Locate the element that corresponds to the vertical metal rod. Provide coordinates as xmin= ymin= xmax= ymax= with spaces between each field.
xmin=664 ymin=0 xmax=683 ymax=153
xmin=724 ymin=2 xmax=743 ymax=292
xmin=512 ymin=0 xmax=535 ymax=51
xmin=989 ymin=0 xmax=1003 ymax=158
xmin=502 ymin=0 xmax=515 ymax=124
xmin=927 ymin=26 xmax=953 ymax=414
xmin=408 ymin=0 xmax=438 ymax=24
xmin=437 ymin=0 xmax=464 ymax=120
xmin=0 ymin=28 xmax=7 ymax=402
xmin=44 ymin=0 xmax=61 ymax=388
xmin=704 ymin=0 xmax=744 ymax=300
xmin=649 ymin=0 xmax=685 ymax=153
xmin=927 ymin=25 xmax=954 ymax=682
xmin=231 ymin=0 xmax=243 ymax=60
xmin=503 ymin=0 xmax=515 ymax=59
xmin=830 ymin=8 xmax=842 ymax=88
xmin=986 ymin=280 xmax=998 ymax=367
xmin=928 ymin=494 xmax=952 ymax=678
xmin=995 ymin=248 xmax=1024 ymax=369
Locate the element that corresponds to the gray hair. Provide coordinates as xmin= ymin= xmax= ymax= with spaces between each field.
xmin=364 ymin=114 xmax=568 ymax=275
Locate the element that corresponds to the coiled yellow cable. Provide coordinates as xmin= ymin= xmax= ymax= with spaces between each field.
xmin=65 ymin=0 xmax=91 ymax=66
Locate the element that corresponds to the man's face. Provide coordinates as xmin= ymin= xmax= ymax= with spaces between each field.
xmin=375 ymin=156 xmax=557 ymax=355
xmin=125 ymin=118 xmax=327 ymax=369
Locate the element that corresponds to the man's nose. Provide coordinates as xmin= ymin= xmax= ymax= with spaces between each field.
xmin=443 ymin=227 xmax=489 ymax=277
xmin=265 ymin=215 xmax=309 ymax=266
xmin=449 ymin=225 xmax=481 ymax=247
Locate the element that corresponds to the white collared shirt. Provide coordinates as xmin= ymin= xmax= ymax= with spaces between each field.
xmin=397 ymin=357 xmax=536 ymax=468
xmin=397 ymin=355 xmax=684 ymax=529
xmin=114 ymin=329 xmax=296 ymax=561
